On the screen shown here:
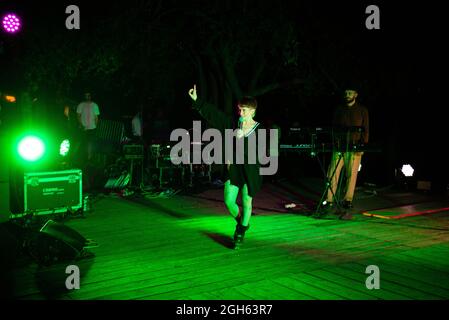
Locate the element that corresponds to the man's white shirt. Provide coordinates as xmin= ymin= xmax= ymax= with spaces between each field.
xmin=77 ymin=102 xmax=100 ymax=130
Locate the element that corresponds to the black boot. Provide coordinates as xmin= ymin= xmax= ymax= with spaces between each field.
xmin=235 ymin=214 xmax=241 ymax=225
xmin=233 ymin=224 xmax=249 ymax=250
xmin=234 ymin=214 xmax=250 ymax=228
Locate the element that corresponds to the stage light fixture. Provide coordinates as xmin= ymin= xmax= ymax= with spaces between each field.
xmin=5 ymin=95 xmax=16 ymax=102
xmin=18 ymin=136 xmax=45 ymax=162
xmin=401 ymin=164 xmax=414 ymax=177
xmin=2 ymin=13 xmax=21 ymax=33
xmin=59 ymin=139 xmax=71 ymax=157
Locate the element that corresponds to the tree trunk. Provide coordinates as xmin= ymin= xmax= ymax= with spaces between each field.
xmin=219 ymin=45 xmax=243 ymax=100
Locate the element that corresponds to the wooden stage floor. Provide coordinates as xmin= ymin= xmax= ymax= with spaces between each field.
xmin=3 ymin=180 xmax=449 ymax=300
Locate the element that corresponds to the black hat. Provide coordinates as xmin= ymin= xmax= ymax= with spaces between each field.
xmin=340 ymin=80 xmax=359 ymax=93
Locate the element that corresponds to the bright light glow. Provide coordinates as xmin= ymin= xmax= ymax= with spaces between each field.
xmin=59 ymin=139 xmax=71 ymax=156
xmin=401 ymin=164 xmax=414 ymax=177
xmin=358 ymin=164 xmax=362 ymax=172
xmin=5 ymin=95 xmax=16 ymax=102
xmin=2 ymin=13 xmax=21 ymax=33
xmin=18 ymin=136 xmax=45 ymax=161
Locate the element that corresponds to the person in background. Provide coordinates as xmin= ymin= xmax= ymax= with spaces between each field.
xmin=322 ymin=87 xmax=369 ymax=220
xmin=76 ymin=92 xmax=100 ymax=163
xmin=132 ymin=110 xmax=143 ymax=141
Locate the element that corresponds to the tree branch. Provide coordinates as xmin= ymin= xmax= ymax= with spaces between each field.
xmin=248 ymin=51 xmax=267 ymax=93
xmin=219 ymin=44 xmax=243 ymax=99
xmin=247 ymin=78 xmax=304 ymax=97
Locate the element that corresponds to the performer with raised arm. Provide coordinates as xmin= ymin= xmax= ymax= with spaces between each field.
xmin=188 ymin=84 xmax=269 ymax=249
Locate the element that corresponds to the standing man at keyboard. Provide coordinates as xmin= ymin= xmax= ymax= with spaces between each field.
xmin=323 ymin=86 xmax=369 ymax=219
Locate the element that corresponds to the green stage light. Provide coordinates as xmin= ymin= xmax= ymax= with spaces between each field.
xmin=17 ymin=136 xmax=45 ymax=161
xmin=59 ymin=139 xmax=70 ymax=156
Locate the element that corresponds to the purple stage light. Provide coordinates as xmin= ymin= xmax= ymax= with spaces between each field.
xmin=2 ymin=13 xmax=21 ymax=33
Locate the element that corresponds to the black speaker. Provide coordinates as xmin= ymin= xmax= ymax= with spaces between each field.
xmin=0 ymin=131 xmax=11 ymax=221
xmin=28 ymin=220 xmax=90 ymax=265
xmin=0 ymin=182 xmax=10 ymax=222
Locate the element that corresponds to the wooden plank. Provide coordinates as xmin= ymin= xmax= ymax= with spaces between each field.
xmin=307 ymin=268 xmax=410 ymax=300
xmin=398 ymin=250 xmax=449 ymax=272
xmin=379 ymin=251 xmax=449 ymax=278
xmin=401 ymin=246 xmax=449 ymax=266
xmin=351 ymin=258 xmax=449 ymax=298
xmin=225 ymin=279 xmax=312 ymax=300
xmin=68 ymin=252 xmax=326 ymax=299
xmin=288 ymin=272 xmax=376 ymax=300
xmin=271 ymin=276 xmax=343 ymax=299
xmin=362 ymin=201 xmax=449 ymax=219
xmin=319 ymin=265 xmax=411 ymax=299
xmin=9 ymin=193 xmax=449 ymax=300
xmin=336 ymin=262 xmax=443 ymax=299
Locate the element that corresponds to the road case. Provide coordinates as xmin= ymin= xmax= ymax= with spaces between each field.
xmin=22 ymin=169 xmax=83 ymax=216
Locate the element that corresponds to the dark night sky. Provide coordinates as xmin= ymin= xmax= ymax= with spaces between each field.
xmin=1 ymin=0 xmax=447 ymax=184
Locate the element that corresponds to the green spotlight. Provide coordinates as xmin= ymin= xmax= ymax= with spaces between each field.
xmin=59 ymin=139 xmax=71 ymax=156
xmin=17 ymin=136 xmax=45 ymax=161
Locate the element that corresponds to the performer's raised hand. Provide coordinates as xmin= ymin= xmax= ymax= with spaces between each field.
xmin=188 ymin=84 xmax=197 ymax=101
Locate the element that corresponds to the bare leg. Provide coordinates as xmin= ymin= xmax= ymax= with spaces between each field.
xmin=241 ymin=184 xmax=253 ymax=227
xmin=224 ymin=180 xmax=240 ymax=219
xmin=232 ymin=184 xmax=252 ymax=249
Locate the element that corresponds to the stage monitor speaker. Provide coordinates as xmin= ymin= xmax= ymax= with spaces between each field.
xmin=0 ymin=182 xmax=10 ymax=222
xmin=29 ymin=220 xmax=89 ymax=265
xmin=0 ymin=132 xmax=11 ymax=222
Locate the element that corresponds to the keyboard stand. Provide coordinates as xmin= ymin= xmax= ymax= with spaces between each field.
xmin=313 ymin=151 xmax=345 ymax=217
xmin=313 ymin=129 xmax=354 ymax=218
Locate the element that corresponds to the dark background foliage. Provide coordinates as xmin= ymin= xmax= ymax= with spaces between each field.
xmin=0 ymin=0 xmax=446 ymax=187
